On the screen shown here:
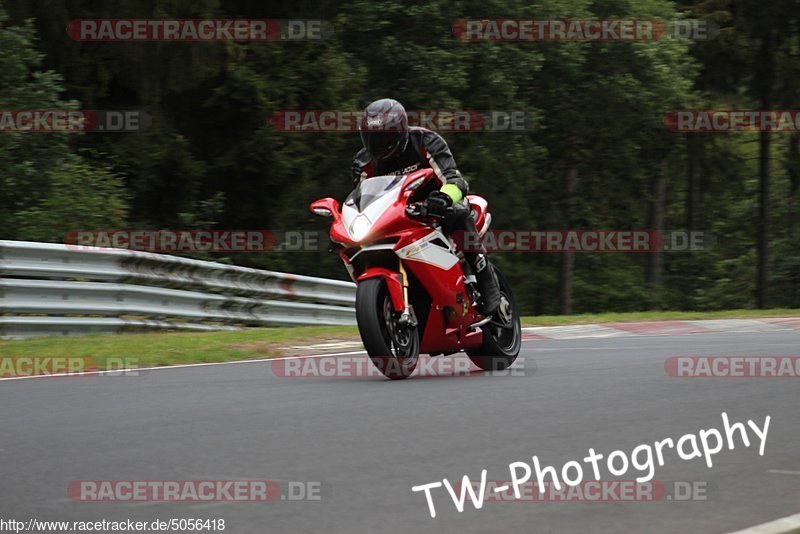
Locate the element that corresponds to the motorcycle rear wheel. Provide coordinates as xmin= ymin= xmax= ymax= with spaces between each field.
xmin=467 ymin=265 xmax=521 ymax=371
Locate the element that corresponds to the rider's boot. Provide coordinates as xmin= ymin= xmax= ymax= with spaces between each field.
xmin=469 ymin=253 xmax=501 ymax=316
xmin=446 ymin=201 xmax=502 ymax=316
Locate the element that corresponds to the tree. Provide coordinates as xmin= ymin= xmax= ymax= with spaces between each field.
xmin=0 ymin=3 xmax=127 ymax=241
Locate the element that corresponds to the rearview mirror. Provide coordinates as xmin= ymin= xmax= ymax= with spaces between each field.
xmin=310 ymin=197 xmax=339 ymax=217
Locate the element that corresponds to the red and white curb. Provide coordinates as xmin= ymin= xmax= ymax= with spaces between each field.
xmin=281 ymin=317 xmax=800 ymax=352
xmin=283 ymin=319 xmax=800 ymax=348
xmin=282 ymin=340 xmax=363 ymax=351
xmin=2 ymin=318 xmax=797 ymax=381
xmin=726 ymin=512 xmax=800 ymax=534
xmin=523 ymin=318 xmax=800 ymax=341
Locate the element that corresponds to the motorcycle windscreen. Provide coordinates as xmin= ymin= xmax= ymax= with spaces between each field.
xmin=345 ymin=174 xmax=405 ymax=211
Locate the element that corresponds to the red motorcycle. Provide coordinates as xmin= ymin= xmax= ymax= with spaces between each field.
xmin=310 ymin=168 xmax=521 ymax=379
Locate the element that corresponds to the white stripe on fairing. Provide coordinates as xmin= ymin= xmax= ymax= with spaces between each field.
xmin=396 ymin=230 xmax=460 ymax=270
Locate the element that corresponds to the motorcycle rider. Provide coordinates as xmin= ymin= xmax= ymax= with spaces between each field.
xmin=352 ymin=98 xmax=502 ymax=315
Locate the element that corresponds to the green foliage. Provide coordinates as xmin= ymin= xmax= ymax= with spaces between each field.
xmin=0 ymin=0 xmax=797 ymax=313
xmin=14 ymin=160 xmax=127 ymax=241
xmin=0 ymin=4 xmax=128 ymax=240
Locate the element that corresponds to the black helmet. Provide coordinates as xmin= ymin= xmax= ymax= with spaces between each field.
xmin=358 ymin=98 xmax=409 ymax=160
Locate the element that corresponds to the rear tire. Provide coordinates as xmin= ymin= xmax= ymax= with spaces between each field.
xmin=356 ymin=278 xmax=419 ymax=379
xmin=467 ymin=265 xmax=521 ymax=371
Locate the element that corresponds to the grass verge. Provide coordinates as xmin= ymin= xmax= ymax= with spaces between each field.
xmin=0 ymin=309 xmax=796 ymax=376
xmin=0 ymin=326 xmax=359 ymax=374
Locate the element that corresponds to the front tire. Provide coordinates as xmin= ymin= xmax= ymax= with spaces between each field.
xmin=467 ymin=265 xmax=521 ymax=371
xmin=356 ymin=278 xmax=419 ymax=379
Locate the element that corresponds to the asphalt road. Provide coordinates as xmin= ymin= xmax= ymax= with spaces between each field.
xmin=1 ymin=330 xmax=798 ymax=533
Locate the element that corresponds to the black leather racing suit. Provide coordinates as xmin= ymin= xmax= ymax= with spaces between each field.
xmin=351 ymin=126 xmax=484 ymax=249
xmin=350 ymin=125 xmax=504 ymax=315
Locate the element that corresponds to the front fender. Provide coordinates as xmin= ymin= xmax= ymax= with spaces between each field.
xmin=357 ymin=267 xmax=405 ymax=312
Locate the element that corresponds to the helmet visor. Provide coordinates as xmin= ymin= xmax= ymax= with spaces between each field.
xmin=360 ymin=129 xmax=403 ymax=160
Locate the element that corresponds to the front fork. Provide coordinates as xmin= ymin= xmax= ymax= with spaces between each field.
xmin=397 ymin=260 xmax=417 ymax=327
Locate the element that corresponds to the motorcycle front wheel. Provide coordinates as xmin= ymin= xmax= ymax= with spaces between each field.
xmin=356 ymin=278 xmax=419 ymax=380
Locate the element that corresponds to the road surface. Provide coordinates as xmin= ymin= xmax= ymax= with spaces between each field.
xmin=1 ymin=329 xmax=798 ymax=533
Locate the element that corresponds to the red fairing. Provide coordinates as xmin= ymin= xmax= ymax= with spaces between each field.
xmin=356 ymin=267 xmax=405 ymax=312
xmin=466 ymin=194 xmax=490 ymax=235
xmin=311 ymin=168 xmax=490 ymax=354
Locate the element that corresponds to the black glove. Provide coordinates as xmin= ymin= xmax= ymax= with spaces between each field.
xmin=425 ymin=190 xmax=453 ymax=217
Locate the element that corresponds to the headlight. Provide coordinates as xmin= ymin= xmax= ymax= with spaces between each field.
xmin=349 ymin=214 xmax=371 ymax=241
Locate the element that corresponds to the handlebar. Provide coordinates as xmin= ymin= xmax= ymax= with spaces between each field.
xmin=406 ymin=203 xmax=454 ymax=219
xmin=405 ymin=202 xmax=427 ymax=218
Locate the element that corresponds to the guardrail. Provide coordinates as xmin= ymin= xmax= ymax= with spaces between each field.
xmin=0 ymin=240 xmax=356 ymax=339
